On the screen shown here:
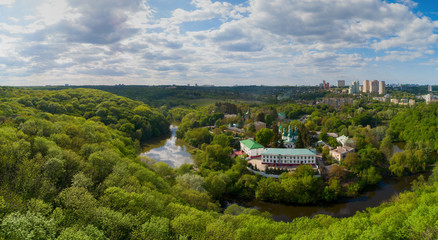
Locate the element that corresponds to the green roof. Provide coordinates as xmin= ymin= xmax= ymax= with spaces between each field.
xmin=240 ymin=139 xmax=264 ymax=149
xmin=262 ymin=148 xmax=316 ymax=156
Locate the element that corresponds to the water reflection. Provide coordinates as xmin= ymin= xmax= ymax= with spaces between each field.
xmin=141 ymin=126 xmax=194 ymax=168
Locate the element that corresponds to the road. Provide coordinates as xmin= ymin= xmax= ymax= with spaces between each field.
xmin=316 ymin=155 xmax=330 ymax=180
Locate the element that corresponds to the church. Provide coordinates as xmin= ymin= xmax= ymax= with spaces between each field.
xmin=279 ymin=125 xmax=298 ymax=148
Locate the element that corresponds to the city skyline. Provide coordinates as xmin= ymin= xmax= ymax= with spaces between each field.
xmin=0 ymin=0 xmax=438 ymax=86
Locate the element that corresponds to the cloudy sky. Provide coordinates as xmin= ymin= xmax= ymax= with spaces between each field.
xmin=0 ymin=0 xmax=437 ymax=86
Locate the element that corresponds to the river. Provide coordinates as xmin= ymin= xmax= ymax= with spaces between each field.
xmin=230 ymin=175 xmax=422 ymax=222
xmin=140 ymin=125 xmax=194 ymax=168
xmin=142 ymin=127 xmax=423 ymax=221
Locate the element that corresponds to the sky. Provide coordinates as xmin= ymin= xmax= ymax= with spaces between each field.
xmin=0 ymin=0 xmax=437 ymax=86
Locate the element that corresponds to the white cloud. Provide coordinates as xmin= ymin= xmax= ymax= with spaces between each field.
xmin=243 ymin=0 xmax=437 ymax=51
xmin=376 ymin=50 xmax=424 ymax=62
xmin=169 ymin=0 xmax=247 ymax=24
xmin=0 ymin=0 xmax=14 ymax=7
xmin=372 ymin=16 xmax=438 ymax=50
xmin=0 ymin=0 xmax=437 ymax=85
xmin=397 ymin=0 xmax=418 ymax=8
xmin=36 ymin=0 xmax=78 ymax=26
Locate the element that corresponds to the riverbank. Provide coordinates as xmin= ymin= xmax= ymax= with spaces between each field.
xmin=228 ymin=174 xmax=425 ymax=222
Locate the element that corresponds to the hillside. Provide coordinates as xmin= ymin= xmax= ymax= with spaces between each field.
xmin=0 ymin=87 xmax=438 ymax=239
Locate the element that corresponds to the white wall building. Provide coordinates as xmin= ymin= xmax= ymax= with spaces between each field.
xmin=330 ymin=146 xmax=354 ymax=162
xmin=240 ymin=139 xmax=265 ymax=158
xmin=336 ymin=135 xmax=349 ymax=147
xmin=379 ymin=81 xmax=386 ymax=95
xmin=261 ymin=148 xmax=316 ymax=167
xmin=363 ymin=80 xmax=370 ymax=93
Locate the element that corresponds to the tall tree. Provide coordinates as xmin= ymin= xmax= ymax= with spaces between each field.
xmin=256 ymin=128 xmax=274 ymax=146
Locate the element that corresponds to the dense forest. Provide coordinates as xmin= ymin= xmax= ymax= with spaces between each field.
xmin=390 ymin=103 xmax=438 ymax=151
xmin=35 ymin=85 xmax=325 ymax=107
xmin=1 ymin=87 xmax=438 ymax=239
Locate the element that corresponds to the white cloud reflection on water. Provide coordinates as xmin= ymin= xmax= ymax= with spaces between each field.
xmin=141 ymin=126 xmax=194 ymax=168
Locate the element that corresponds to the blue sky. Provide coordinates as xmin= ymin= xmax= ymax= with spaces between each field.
xmin=0 ymin=0 xmax=437 ymax=86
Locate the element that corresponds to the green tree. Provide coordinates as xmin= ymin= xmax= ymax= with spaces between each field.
xmin=271 ymin=122 xmax=281 ymax=148
xmin=205 ymin=172 xmax=231 ymax=199
xmin=255 ymin=178 xmax=283 ymax=202
xmin=57 ymin=225 xmax=107 ymax=240
xmin=328 ymin=165 xmax=347 ymax=181
xmin=132 ymin=216 xmax=170 ymax=240
xmin=264 ymin=114 xmax=273 ymax=127
xmin=184 ymin=128 xmax=212 ymax=148
xmin=170 ymin=212 xmax=214 ymax=239
xmin=295 ymin=125 xmax=310 ymax=148
xmin=389 ymin=152 xmax=406 ymax=176
xmin=212 ymin=134 xmax=233 ymax=148
xmin=195 ymin=144 xmax=233 ymax=170
xmin=176 ymin=173 xmax=206 ymax=192
xmin=205 ymin=219 xmax=235 ymax=240
xmin=256 ymin=128 xmax=274 ymax=146
xmin=56 ymin=187 xmax=98 ymax=223
xmin=44 ymin=157 xmax=66 ymax=184
xmin=0 ymin=211 xmax=56 ymax=240
xmin=361 ymin=166 xmax=382 ymax=185
xmin=71 ymin=172 xmax=93 ymax=189
xmin=323 ymin=178 xmax=341 ymax=201
xmin=88 ymin=150 xmax=120 ymax=183
xmin=343 ymin=152 xmax=359 ymax=170
xmin=380 ymin=135 xmax=393 ymax=159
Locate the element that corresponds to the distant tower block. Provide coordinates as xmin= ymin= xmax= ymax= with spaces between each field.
xmin=379 ymin=81 xmax=386 ymax=95
xmin=429 ymin=85 xmax=433 ymax=92
xmin=363 ymin=80 xmax=370 ymax=93
xmin=370 ymin=80 xmax=379 ymax=93
xmin=337 ymin=80 xmax=345 ymax=87
xmin=349 ymin=80 xmax=360 ymax=94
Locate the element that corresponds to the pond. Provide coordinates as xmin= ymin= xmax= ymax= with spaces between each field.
xmin=230 ymin=175 xmax=424 ymax=222
xmin=140 ymin=125 xmax=194 ymax=168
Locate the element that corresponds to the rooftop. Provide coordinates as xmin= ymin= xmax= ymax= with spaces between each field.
xmin=331 ymin=146 xmax=354 ymax=154
xmin=240 ymin=139 xmax=264 ymax=149
xmin=262 ymin=148 xmax=316 ymax=156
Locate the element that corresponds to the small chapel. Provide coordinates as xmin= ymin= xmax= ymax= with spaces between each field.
xmin=279 ymin=125 xmax=298 ymax=148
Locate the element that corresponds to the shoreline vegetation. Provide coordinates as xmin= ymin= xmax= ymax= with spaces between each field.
xmin=1 ymin=85 xmax=438 ymax=239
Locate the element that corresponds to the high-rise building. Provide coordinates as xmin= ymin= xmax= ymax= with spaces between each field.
xmin=349 ymin=81 xmax=360 ymax=94
xmin=337 ymin=80 xmax=345 ymax=87
xmin=370 ymin=80 xmax=379 ymax=93
xmin=322 ymin=80 xmax=330 ymax=89
xmin=363 ymin=80 xmax=370 ymax=93
xmin=429 ymin=85 xmax=433 ymax=92
xmin=379 ymin=81 xmax=386 ymax=95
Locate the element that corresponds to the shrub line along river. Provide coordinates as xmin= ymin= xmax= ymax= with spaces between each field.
xmin=141 ymin=126 xmax=423 ymax=222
